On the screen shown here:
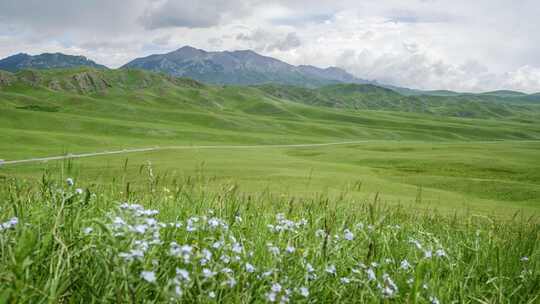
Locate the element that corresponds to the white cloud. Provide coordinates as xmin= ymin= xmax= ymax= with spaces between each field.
xmin=0 ymin=0 xmax=539 ymax=92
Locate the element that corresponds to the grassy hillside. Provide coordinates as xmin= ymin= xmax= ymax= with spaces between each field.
xmin=2 ymin=68 xmax=538 ymax=160
xmin=257 ymin=83 xmax=540 ymax=119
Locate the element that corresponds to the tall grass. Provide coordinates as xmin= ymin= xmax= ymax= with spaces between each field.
xmin=0 ymin=168 xmax=538 ymax=303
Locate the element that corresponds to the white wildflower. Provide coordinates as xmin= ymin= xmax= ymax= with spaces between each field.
xmin=134 ymin=240 xmax=150 ymax=252
xmin=200 ymin=249 xmax=213 ymax=265
xmin=83 ymin=227 xmax=93 ymax=234
xmin=176 ymin=268 xmax=190 ymax=281
xmin=132 ymin=224 xmax=147 ymax=234
xmin=141 ymin=271 xmax=156 ymax=283
xmin=174 ymin=285 xmax=183 ymax=297
xmin=381 ymin=273 xmax=398 ymax=298
xmin=285 ymin=246 xmax=295 ymax=254
xmin=220 ymin=254 xmax=231 ymax=264
xmin=145 ymin=218 xmax=158 ymax=226
xmin=212 ymin=240 xmax=224 ymax=249
xmin=202 ymin=268 xmax=217 ymax=279
xmin=340 ymin=277 xmax=351 ymax=284
xmin=299 ymin=287 xmax=309 ymax=297
xmin=267 ymin=244 xmax=280 ymax=256
xmin=1 ymin=217 xmax=18 ymax=230
xmin=66 ymin=178 xmax=74 ymax=186
xmin=245 ymin=263 xmax=256 ymax=273
xmin=366 ymin=268 xmax=376 ymax=281
xmin=435 ymin=249 xmax=446 ymax=257
xmin=306 ymin=263 xmax=315 ymax=273
xmin=400 ymin=259 xmax=411 ymax=270
xmin=266 ymin=292 xmax=277 ymax=302
xmin=429 ymin=296 xmax=440 ymax=304
xmin=409 ymin=239 xmax=423 ymax=250
xmin=343 ymin=229 xmax=354 ymax=241
xmin=315 ymin=229 xmax=326 ymax=237
xmin=223 ymin=277 xmax=237 ymax=288
xmin=231 ymin=242 xmax=243 ymax=254
xmin=325 ymin=264 xmax=336 ymax=275
xmin=208 ymin=217 xmax=220 ymax=228
xmin=186 ymin=218 xmax=198 ymax=232
xmin=112 ymin=216 xmax=126 ymax=227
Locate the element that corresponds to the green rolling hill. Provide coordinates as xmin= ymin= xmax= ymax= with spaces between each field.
xmin=1 ymin=67 xmax=540 ymax=214
xmin=257 ymin=83 xmax=540 ymax=118
xmin=0 ymin=67 xmax=539 ymax=160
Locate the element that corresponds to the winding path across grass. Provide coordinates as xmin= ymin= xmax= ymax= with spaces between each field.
xmin=0 ymin=141 xmax=370 ymax=166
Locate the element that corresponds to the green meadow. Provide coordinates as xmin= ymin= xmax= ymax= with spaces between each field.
xmin=0 ymin=68 xmax=539 ymax=302
xmin=1 ymin=68 xmax=540 ymax=215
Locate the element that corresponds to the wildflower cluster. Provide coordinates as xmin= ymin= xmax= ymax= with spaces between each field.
xmin=1 ymin=176 xmax=538 ymax=303
xmin=81 ymin=203 xmax=463 ymax=302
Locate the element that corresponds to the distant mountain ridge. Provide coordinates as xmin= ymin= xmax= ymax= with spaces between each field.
xmin=0 ymin=53 xmax=107 ymax=72
xmin=1 ymin=48 xmax=539 ymax=97
xmin=121 ymin=46 xmax=373 ymax=87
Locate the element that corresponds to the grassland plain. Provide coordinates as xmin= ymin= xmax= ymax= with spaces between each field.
xmin=1 ymin=67 xmax=540 ymax=302
xmin=1 ymin=68 xmax=540 ymax=215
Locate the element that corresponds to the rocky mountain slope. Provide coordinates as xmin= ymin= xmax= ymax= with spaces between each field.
xmin=122 ymin=46 xmax=371 ymax=87
xmin=0 ymin=53 xmax=107 ymax=72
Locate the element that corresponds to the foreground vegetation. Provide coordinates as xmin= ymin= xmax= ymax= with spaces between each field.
xmin=1 ymin=67 xmax=539 ymax=302
xmin=0 ymin=170 xmax=538 ymax=303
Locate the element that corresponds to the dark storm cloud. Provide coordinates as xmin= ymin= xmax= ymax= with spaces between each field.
xmin=0 ymin=0 xmax=144 ymax=33
xmin=270 ymin=14 xmax=334 ymax=26
xmin=236 ymin=30 xmax=301 ymax=52
xmin=139 ymin=0 xmax=254 ymax=29
xmin=267 ymin=33 xmax=302 ymax=51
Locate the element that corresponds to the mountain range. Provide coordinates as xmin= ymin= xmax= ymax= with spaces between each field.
xmin=0 ymin=47 xmax=539 ymax=96
xmin=121 ymin=46 xmax=372 ymax=87
xmin=0 ymin=47 xmax=370 ymax=88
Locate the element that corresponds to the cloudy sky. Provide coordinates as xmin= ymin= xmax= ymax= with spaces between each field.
xmin=1 ymin=0 xmax=539 ymax=92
